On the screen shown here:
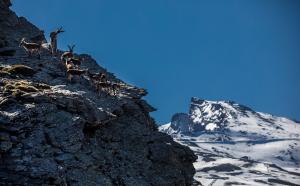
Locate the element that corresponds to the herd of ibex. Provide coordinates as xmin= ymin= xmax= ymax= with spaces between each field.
xmin=19 ymin=27 xmax=122 ymax=96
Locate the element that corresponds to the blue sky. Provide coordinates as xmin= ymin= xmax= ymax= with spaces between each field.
xmin=12 ymin=0 xmax=300 ymax=123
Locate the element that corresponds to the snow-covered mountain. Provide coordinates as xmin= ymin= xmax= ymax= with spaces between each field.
xmin=160 ymin=97 xmax=300 ymax=186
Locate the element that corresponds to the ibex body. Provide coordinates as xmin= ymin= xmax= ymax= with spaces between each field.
xmin=67 ymin=57 xmax=83 ymax=68
xmin=111 ymin=82 xmax=122 ymax=95
xmin=65 ymin=60 xmax=74 ymax=71
xmin=65 ymin=59 xmax=86 ymax=81
xmin=87 ymin=71 xmax=122 ymax=96
xmin=19 ymin=38 xmax=41 ymax=59
xmin=95 ymin=82 xmax=112 ymax=95
xmin=87 ymin=72 xmax=106 ymax=94
xmin=50 ymin=27 xmax=64 ymax=55
xmin=98 ymin=81 xmax=122 ymax=96
xmin=87 ymin=72 xmax=105 ymax=82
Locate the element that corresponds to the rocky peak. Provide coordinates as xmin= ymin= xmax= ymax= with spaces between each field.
xmin=160 ymin=98 xmax=300 ymax=185
xmin=0 ymin=2 xmax=197 ymax=185
xmin=166 ymin=97 xmax=259 ymax=134
xmin=189 ymin=97 xmax=236 ymax=132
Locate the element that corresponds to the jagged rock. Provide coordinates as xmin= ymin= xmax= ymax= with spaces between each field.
xmin=0 ymin=1 xmax=196 ymax=186
xmin=170 ymin=113 xmax=192 ymax=133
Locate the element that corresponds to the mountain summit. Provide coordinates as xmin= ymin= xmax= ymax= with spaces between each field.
xmin=161 ymin=97 xmax=300 ymax=141
xmin=160 ymin=97 xmax=300 ymax=185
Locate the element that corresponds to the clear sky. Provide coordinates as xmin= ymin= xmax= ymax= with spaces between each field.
xmin=12 ymin=0 xmax=300 ymax=123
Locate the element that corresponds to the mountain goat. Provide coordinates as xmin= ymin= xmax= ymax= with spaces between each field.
xmin=50 ymin=27 xmax=64 ymax=55
xmin=19 ymin=38 xmax=41 ymax=59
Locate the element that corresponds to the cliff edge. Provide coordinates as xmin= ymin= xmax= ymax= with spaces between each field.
xmin=0 ymin=1 xmax=197 ymax=185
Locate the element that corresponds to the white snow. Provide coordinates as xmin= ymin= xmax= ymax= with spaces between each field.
xmin=205 ymin=123 xmax=218 ymax=131
xmin=159 ymin=99 xmax=300 ymax=185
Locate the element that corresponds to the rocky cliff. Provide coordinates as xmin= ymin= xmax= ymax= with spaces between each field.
xmin=0 ymin=1 xmax=197 ymax=185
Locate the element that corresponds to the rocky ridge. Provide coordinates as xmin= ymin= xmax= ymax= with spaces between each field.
xmin=0 ymin=1 xmax=197 ymax=185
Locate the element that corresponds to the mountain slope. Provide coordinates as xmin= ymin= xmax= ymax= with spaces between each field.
xmin=0 ymin=1 xmax=197 ymax=185
xmin=160 ymin=97 xmax=300 ymax=186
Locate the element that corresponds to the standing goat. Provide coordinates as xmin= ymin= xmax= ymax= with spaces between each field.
xmin=61 ymin=45 xmax=75 ymax=62
xmin=97 ymin=82 xmax=112 ymax=95
xmin=97 ymin=81 xmax=122 ymax=96
xmin=87 ymin=72 xmax=107 ymax=94
xmin=50 ymin=27 xmax=64 ymax=55
xmin=110 ymin=82 xmax=122 ymax=95
xmin=94 ymin=72 xmax=107 ymax=83
xmin=19 ymin=38 xmax=41 ymax=59
xmin=87 ymin=72 xmax=106 ymax=83
xmin=65 ymin=60 xmax=86 ymax=81
xmin=66 ymin=57 xmax=84 ymax=68
xmin=86 ymin=71 xmax=121 ymax=96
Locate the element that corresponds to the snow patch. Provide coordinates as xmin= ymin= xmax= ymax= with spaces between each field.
xmin=205 ymin=123 xmax=218 ymax=131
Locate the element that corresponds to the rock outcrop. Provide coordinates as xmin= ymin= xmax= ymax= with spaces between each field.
xmin=0 ymin=1 xmax=197 ymax=185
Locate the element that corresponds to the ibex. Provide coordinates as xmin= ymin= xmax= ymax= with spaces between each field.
xmin=94 ymin=73 xmax=108 ymax=93
xmin=97 ymin=82 xmax=112 ymax=94
xmin=93 ymin=72 xmax=107 ymax=83
xmin=66 ymin=69 xmax=87 ymax=81
xmin=67 ymin=57 xmax=85 ymax=68
xmin=87 ymin=71 xmax=121 ymax=96
xmin=110 ymin=82 xmax=122 ymax=95
xmin=65 ymin=59 xmax=74 ymax=70
xmin=98 ymin=81 xmax=122 ymax=96
xmin=19 ymin=38 xmax=41 ymax=59
xmin=50 ymin=26 xmax=64 ymax=55
xmin=61 ymin=45 xmax=75 ymax=62
xmin=87 ymin=72 xmax=106 ymax=83
xmin=87 ymin=72 xmax=107 ymax=94
xmin=65 ymin=59 xmax=87 ymax=81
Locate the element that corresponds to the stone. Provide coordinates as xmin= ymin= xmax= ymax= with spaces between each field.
xmin=0 ymin=2 xmax=197 ymax=185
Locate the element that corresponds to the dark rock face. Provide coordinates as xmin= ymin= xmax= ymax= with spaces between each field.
xmin=170 ymin=113 xmax=191 ymax=133
xmin=0 ymin=2 xmax=197 ymax=185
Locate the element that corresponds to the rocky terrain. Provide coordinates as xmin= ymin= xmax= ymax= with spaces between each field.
xmin=0 ymin=1 xmax=197 ymax=185
xmin=160 ymin=97 xmax=300 ymax=186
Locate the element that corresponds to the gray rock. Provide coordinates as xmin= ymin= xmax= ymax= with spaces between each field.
xmin=0 ymin=141 xmax=12 ymax=152
xmin=0 ymin=2 xmax=197 ymax=186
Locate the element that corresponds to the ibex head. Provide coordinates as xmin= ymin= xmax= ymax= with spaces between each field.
xmin=67 ymin=44 xmax=75 ymax=52
xmin=57 ymin=26 xmax=65 ymax=34
xmin=19 ymin=37 xmax=26 ymax=46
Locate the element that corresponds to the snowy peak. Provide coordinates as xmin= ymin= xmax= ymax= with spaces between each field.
xmin=190 ymin=97 xmax=255 ymax=119
xmin=167 ymin=97 xmax=255 ymax=133
xmin=161 ymin=97 xmax=300 ymax=139
xmin=189 ymin=97 xmax=236 ymax=131
xmin=159 ymin=98 xmax=300 ymax=185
